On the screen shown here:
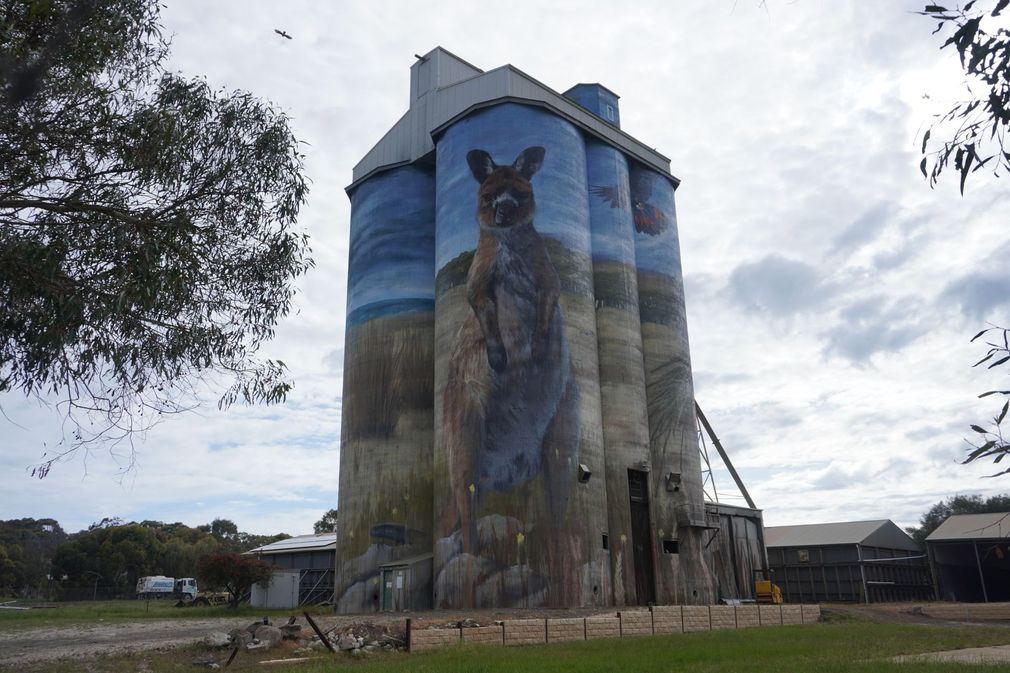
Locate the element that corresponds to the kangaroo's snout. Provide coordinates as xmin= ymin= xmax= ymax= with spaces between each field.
xmin=467 ymin=146 xmax=545 ymax=231
xmin=493 ymin=193 xmax=519 ymax=226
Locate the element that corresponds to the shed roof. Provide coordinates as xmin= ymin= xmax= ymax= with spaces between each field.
xmin=348 ymin=46 xmax=676 ymax=193
xmin=246 ymin=533 xmax=336 ymax=556
xmin=926 ymin=512 xmax=1010 ymax=542
xmin=765 ymin=519 xmax=918 ymax=551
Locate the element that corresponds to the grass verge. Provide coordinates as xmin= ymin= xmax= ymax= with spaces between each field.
xmin=0 ymin=599 xmax=330 ymax=629
xmin=12 ymin=617 xmax=1010 ymax=673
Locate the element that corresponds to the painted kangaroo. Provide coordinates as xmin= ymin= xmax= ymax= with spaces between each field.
xmin=439 ymin=147 xmax=580 ymax=593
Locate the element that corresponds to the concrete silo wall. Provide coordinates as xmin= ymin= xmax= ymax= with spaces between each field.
xmin=631 ymin=165 xmax=715 ymax=605
xmin=431 ymin=104 xmax=610 ymax=608
xmin=335 ymin=165 xmax=436 ymax=613
xmin=585 ymin=141 xmax=652 ymax=606
xmin=337 ymin=70 xmax=727 ymax=610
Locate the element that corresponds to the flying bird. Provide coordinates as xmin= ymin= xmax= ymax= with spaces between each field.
xmin=274 ymin=29 xmax=292 ymax=40
xmin=588 ymin=169 xmax=669 ymax=236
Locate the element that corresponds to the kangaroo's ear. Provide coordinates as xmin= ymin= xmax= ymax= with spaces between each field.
xmin=467 ymin=150 xmax=496 ymax=183
xmin=513 ymin=146 xmax=545 ymax=180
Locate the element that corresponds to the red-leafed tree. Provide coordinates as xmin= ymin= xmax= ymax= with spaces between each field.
xmin=196 ymin=552 xmax=273 ymax=608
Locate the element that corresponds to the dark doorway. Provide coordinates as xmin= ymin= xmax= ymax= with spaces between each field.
xmin=628 ymin=469 xmax=656 ymax=605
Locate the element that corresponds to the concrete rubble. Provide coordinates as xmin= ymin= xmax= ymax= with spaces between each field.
xmin=328 ymin=621 xmax=406 ymax=654
xmin=200 ymin=615 xmax=406 ymax=666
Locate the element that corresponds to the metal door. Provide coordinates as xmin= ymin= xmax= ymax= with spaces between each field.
xmin=628 ymin=469 xmax=656 ymax=605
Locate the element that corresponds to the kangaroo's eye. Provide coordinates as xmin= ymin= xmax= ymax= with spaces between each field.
xmin=481 ymin=194 xmax=492 ymax=205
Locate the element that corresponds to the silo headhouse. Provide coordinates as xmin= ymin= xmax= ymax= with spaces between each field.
xmin=337 ymin=47 xmax=716 ymax=612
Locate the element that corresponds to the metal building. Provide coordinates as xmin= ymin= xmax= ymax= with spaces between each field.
xmin=247 ymin=533 xmax=336 ymax=607
xmin=706 ymin=503 xmax=768 ymax=601
xmin=765 ymin=520 xmax=932 ymax=603
xmin=926 ymin=512 xmax=1010 ymax=603
xmin=336 ymin=46 xmax=718 ymax=612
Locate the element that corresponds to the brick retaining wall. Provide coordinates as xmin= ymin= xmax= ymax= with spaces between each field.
xmin=781 ymin=605 xmax=803 ymax=625
xmin=585 ymin=616 xmax=621 ymax=639
xmin=406 ymin=604 xmax=821 ymax=652
xmin=759 ymin=604 xmax=783 ymax=625
xmin=461 ymin=625 xmax=504 ymax=645
xmin=504 ymin=619 xmax=547 ymax=646
xmin=618 ymin=610 xmax=653 ymax=636
xmin=736 ymin=605 xmax=761 ymax=628
xmin=547 ymin=617 xmax=585 ymax=642
xmin=710 ymin=605 xmax=736 ymax=629
xmin=409 ymin=626 xmax=461 ymax=652
xmin=682 ymin=605 xmax=711 ymax=632
xmin=652 ymin=605 xmax=684 ymax=634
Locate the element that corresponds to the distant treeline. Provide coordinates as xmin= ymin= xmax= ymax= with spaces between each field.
xmin=0 ymin=517 xmax=289 ymax=600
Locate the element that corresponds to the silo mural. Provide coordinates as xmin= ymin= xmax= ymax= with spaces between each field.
xmin=631 ymin=165 xmax=715 ymax=604
xmin=432 ymin=104 xmax=609 ymax=608
xmin=586 ymin=140 xmax=653 ymax=606
xmin=336 ymin=47 xmax=735 ymax=613
xmin=335 ymin=165 xmax=435 ymax=613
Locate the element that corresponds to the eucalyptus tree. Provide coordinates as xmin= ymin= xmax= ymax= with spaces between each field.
xmin=0 ymin=0 xmax=312 ymax=476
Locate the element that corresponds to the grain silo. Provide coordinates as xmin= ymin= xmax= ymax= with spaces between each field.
xmin=336 ymin=47 xmax=722 ymax=612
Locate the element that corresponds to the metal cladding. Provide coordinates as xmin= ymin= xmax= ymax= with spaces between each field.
xmin=337 ymin=47 xmax=718 ymax=612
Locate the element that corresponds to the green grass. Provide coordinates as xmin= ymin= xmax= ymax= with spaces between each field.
xmin=347 ymin=623 xmax=1010 ymax=673
xmin=0 ymin=599 xmax=330 ymax=629
xmin=16 ymin=617 xmax=1010 ymax=673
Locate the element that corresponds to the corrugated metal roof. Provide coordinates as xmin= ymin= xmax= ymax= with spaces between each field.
xmin=246 ymin=533 xmax=336 ymax=556
xmin=348 ymin=46 xmax=677 ymax=192
xmin=765 ymin=520 xmax=899 ymax=548
xmin=926 ymin=512 xmax=1010 ymax=542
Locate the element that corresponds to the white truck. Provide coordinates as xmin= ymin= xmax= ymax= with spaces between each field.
xmin=136 ymin=576 xmax=198 ymax=601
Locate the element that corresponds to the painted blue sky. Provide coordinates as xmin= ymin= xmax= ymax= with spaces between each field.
xmin=1 ymin=1 xmax=1008 ymax=536
xmin=347 ymin=165 xmax=434 ymax=318
xmin=586 ymin=141 xmax=637 ymax=267
xmin=631 ymin=165 xmax=682 ymax=277
xmin=436 ymin=103 xmax=591 ymax=270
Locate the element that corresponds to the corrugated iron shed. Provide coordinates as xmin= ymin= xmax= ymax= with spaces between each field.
xmin=765 ymin=519 xmax=918 ymax=551
xmin=765 ymin=519 xmax=930 ymax=602
xmin=245 ymin=532 xmax=336 ymax=556
xmin=926 ymin=512 xmax=1010 ymax=542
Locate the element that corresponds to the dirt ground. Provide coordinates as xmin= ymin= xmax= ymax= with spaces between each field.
xmin=823 ymin=602 xmax=1010 ymax=627
xmin=4 ymin=603 xmax=1009 ymax=668
xmin=0 ymin=607 xmax=613 ymax=668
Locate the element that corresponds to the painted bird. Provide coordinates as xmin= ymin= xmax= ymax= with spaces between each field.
xmin=589 ymin=169 xmax=669 ymax=236
xmin=274 ymin=29 xmax=292 ymax=39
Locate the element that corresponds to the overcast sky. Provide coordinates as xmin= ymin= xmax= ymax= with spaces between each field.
xmin=3 ymin=0 xmax=1008 ymax=537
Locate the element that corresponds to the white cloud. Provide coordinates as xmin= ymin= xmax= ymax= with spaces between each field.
xmin=2 ymin=0 xmax=1008 ymax=539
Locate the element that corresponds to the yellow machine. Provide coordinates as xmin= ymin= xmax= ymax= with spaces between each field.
xmin=754 ymin=570 xmax=783 ymax=604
